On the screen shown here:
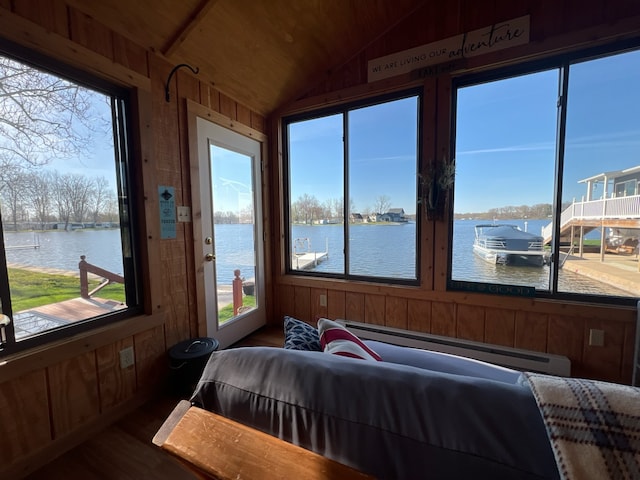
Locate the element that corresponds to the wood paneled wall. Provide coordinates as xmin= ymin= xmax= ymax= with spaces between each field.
xmin=277 ymin=283 xmax=637 ymax=382
xmin=273 ymin=0 xmax=640 ymax=386
xmin=0 ymin=1 xmax=264 ymax=477
xmin=0 ymin=0 xmax=639 ymax=477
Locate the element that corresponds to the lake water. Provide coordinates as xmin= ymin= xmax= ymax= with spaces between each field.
xmin=291 ymin=223 xmax=417 ymax=279
xmin=3 ymin=221 xmax=629 ymax=295
xmin=451 ymin=219 xmax=628 ymax=296
xmin=4 ymin=229 xmax=125 ymax=275
xmin=2 ymin=226 xmax=258 ymax=286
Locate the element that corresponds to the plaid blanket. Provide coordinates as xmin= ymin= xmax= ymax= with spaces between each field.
xmin=524 ymin=372 xmax=640 ymax=480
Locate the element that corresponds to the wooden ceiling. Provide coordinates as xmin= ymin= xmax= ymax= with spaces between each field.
xmin=65 ymin=0 xmax=427 ymax=114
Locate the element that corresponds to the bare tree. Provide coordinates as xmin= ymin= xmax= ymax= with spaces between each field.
xmin=91 ymin=176 xmax=110 ymax=223
xmin=51 ymin=172 xmax=73 ymax=230
xmin=292 ymin=193 xmax=321 ymax=224
xmin=25 ymin=171 xmax=52 ymax=230
xmin=239 ymin=205 xmax=254 ymax=224
xmin=329 ymin=197 xmax=343 ymax=221
xmin=214 ymin=211 xmax=239 ymax=224
xmin=0 ymin=56 xmax=106 ymax=169
xmin=0 ymin=167 xmax=29 ymax=230
xmin=103 ymin=196 xmax=120 ymax=223
xmin=0 ymin=54 xmax=114 ymax=232
xmin=322 ymin=199 xmax=333 ymax=221
xmin=348 ymin=197 xmax=357 ymax=216
xmin=374 ymin=195 xmax=392 ymax=214
xmin=68 ymin=174 xmax=95 ymax=223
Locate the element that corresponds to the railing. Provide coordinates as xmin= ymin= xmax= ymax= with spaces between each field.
xmin=541 ymin=194 xmax=640 ymax=239
xmin=232 ymin=269 xmax=256 ymax=316
xmin=79 ymin=255 xmax=124 ymax=299
xmin=232 ymin=269 xmax=243 ymax=315
xmin=482 ymin=239 xmax=507 ymax=249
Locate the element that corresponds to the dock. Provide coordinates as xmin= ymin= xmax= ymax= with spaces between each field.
xmin=292 ymin=251 xmax=328 ymax=270
xmin=291 ymin=237 xmax=328 ymax=270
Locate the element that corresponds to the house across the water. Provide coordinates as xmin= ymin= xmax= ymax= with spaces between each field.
xmin=378 ymin=208 xmax=408 ymax=223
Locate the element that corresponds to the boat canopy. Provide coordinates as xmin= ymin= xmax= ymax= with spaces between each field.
xmin=475 ymin=224 xmax=543 ymax=241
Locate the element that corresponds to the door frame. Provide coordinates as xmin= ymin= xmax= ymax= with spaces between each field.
xmin=187 ymin=101 xmax=269 ymax=346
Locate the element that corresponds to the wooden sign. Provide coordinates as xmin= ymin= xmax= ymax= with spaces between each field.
xmin=448 ymin=279 xmax=536 ymax=297
xmin=368 ymin=15 xmax=530 ymax=82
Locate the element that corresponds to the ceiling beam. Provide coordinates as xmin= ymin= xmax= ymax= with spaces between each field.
xmin=162 ymin=0 xmax=220 ymax=58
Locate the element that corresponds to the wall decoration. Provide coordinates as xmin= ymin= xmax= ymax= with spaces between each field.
xmin=420 ymin=157 xmax=455 ymax=221
xmin=368 ymin=15 xmax=530 ymax=82
xmin=159 ymin=186 xmax=177 ymax=239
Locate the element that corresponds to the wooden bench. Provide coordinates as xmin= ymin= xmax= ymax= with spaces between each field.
xmin=153 ymin=400 xmax=373 ymax=480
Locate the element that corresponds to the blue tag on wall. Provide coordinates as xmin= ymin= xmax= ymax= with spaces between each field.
xmin=159 ymin=186 xmax=176 ymax=239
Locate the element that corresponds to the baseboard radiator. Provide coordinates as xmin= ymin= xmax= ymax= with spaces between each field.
xmin=339 ymin=320 xmax=571 ymax=376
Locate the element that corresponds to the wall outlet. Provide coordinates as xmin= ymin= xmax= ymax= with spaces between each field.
xmin=119 ymin=346 xmax=135 ymax=369
xmin=177 ymin=206 xmax=192 ymax=222
xmin=589 ymin=329 xmax=605 ymax=347
xmin=319 ymin=294 xmax=327 ymax=307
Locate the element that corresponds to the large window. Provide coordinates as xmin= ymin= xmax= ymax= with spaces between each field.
xmin=450 ymin=43 xmax=640 ymax=303
xmin=284 ymin=91 xmax=421 ymax=282
xmin=0 ymin=48 xmax=141 ymax=354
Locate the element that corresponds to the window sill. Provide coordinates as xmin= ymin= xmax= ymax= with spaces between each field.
xmin=0 ymin=311 xmax=165 ymax=384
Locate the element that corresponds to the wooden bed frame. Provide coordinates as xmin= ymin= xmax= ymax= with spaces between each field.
xmin=153 ymin=400 xmax=373 ymax=479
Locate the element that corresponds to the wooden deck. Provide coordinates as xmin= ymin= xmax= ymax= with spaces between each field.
xmin=542 ymin=194 xmax=640 ymax=244
xmin=14 ymin=297 xmax=126 ymax=338
xmin=14 ymin=286 xmax=237 ymax=339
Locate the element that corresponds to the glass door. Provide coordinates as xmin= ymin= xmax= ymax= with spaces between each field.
xmin=194 ymin=116 xmax=265 ymax=348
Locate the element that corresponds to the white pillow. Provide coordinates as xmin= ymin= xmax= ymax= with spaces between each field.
xmin=317 ymin=318 xmax=381 ymax=361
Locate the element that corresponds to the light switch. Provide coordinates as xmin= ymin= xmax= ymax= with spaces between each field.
xmin=177 ymin=206 xmax=192 ymax=222
xmin=589 ymin=329 xmax=604 ymax=347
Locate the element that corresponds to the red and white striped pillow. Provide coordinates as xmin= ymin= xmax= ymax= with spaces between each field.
xmin=318 ymin=318 xmax=381 ymax=361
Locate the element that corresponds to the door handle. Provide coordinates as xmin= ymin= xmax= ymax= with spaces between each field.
xmin=205 ymin=253 xmax=215 ymax=261
xmin=0 ymin=313 xmax=11 ymax=346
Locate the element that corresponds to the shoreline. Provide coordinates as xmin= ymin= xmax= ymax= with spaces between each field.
xmin=7 ymin=262 xmax=80 ymax=277
xmin=562 ymin=253 xmax=639 ymax=296
xmin=9 ymin=256 xmax=638 ymax=300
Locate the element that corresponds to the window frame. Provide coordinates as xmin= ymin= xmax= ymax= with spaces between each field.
xmin=282 ymin=88 xmax=423 ymax=285
xmin=447 ymin=38 xmax=640 ymax=307
xmin=0 ymin=41 xmax=144 ymax=356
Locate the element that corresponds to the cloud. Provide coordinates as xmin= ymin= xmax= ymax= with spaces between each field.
xmin=457 ymin=130 xmax=640 ymax=156
xmin=351 ymin=154 xmax=415 ymax=163
xmin=457 ymin=143 xmax=553 ymax=155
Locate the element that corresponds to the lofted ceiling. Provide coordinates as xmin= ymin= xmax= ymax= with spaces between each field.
xmin=66 ymin=0 xmax=427 ymax=114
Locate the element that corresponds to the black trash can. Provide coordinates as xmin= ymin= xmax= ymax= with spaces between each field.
xmin=169 ymin=337 xmax=219 ymax=397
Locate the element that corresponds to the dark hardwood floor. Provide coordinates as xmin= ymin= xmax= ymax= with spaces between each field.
xmin=25 ymin=325 xmax=284 ymax=480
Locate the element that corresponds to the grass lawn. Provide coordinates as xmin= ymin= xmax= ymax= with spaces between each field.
xmin=218 ymin=295 xmax=257 ymax=324
xmin=8 ymin=267 xmax=125 ymax=312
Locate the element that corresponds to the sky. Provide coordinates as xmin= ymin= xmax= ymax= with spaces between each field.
xmin=35 ymin=46 xmax=640 ymax=220
xmin=210 ymin=145 xmax=254 ymax=213
xmin=44 ymin=91 xmax=117 ymax=190
xmin=288 ymin=96 xmax=418 ymax=215
xmin=286 ymin=47 xmax=640 ymax=218
xmin=455 ymin=47 xmax=640 ymax=214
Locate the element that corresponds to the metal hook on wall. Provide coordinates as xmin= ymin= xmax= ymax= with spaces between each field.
xmin=165 ymin=63 xmax=200 ymax=102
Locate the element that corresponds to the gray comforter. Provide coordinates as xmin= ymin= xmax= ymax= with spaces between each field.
xmin=191 ymin=346 xmax=559 ymax=480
